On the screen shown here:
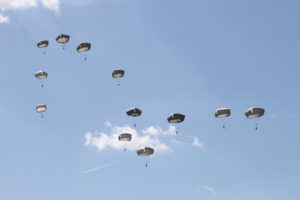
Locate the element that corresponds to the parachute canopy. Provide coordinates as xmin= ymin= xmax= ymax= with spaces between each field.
xmin=126 ymin=108 xmax=142 ymax=117
xmin=215 ymin=108 xmax=231 ymax=118
xmin=118 ymin=133 xmax=132 ymax=141
xmin=37 ymin=40 xmax=49 ymax=48
xmin=245 ymin=107 xmax=265 ymax=118
xmin=34 ymin=71 xmax=48 ymax=79
xmin=77 ymin=43 xmax=91 ymax=52
xmin=167 ymin=113 xmax=185 ymax=123
xmin=56 ymin=34 xmax=70 ymax=44
xmin=36 ymin=104 xmax=47 ymax=113
xmin=112 ymin=70 xmax=125 ymax=78
xmin=136 ymin=147 xmax=154 ymax=156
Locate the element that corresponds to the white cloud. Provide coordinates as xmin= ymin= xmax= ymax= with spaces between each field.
xmin=170 ymin=138 xmax=184 ymax=145
xmin=0 ymin=13 xmax=9 ymax=23
xmin=0 ymin=0 xmax=60 ymax=23
xmin=104 ymin=121 xmax=112 ymax=127
xmin=85 ymin=125 xmax=170 ymax=153
xmin=199 ymin=185 xmax=216 ymax=194
xmin=142 ymin=125 xmax=177 ymax=136
xmin=0 ymin=0 xmax=38 ymax=11
xmin=42 ymin=0 xmax=59 ymax=11
xmin=192 ymin=136 xmax=204 ymax=148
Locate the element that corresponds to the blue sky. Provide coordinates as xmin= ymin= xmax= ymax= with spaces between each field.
xmin=0 ymin=0 xmax=300 ymax=199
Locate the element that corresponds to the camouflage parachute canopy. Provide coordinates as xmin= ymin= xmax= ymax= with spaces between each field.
xmin=112 ymin=69 xmax=125 ymax=78
xmin=37 ymin=40 xmax=49 ymax=48
xmin=136 ymin=147 xmax=154 ymax=156
xmin=167 ymin=113 xmax=185 ymax=123
xmin=36 ymin=104 xmax=47 ymax=113
xmin=34 ymin=71 xmax=48 ymax=79
xmin=126 ymin=108 xmax=142 ymax=117
xmin=77 ymin=43 xmax=91 ymax=52
xmin=215 ymin=108 xmax=231 ymax=118
xmin=245 ymin=107 xmax=265 ymax=118
xmin=56 ymin=34 xmax=70 ymax=44
xmin=118 ymin=133 xmax=132 ymax=141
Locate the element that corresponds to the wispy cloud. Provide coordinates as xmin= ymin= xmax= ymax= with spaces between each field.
xmin=0 ymin=13 xmax=9 ymax=23
xmin=192 ymin=136 xmax=204 ymax=148
xmin=82 ymin=161 xmax=118 ymax=174
xmin=84 ymin=124 xmax=170 ymax=152
xmin=142 ymin=125 xmax=177 ymax=136
xmin=0 ymin=0 xmax=60 ymax=23
xmin=198 ymin=185 xmax=216 ymax=194
xmin=104 ymin=121 xmax=112 ymax=127
xmin=41 ymin=0 xmax=59 ymax=11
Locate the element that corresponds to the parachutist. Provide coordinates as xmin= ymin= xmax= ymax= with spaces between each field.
xmin=222 ymin=125 xmax=226 ymax=129
xmin=145 ymin=164 xmax=148 ymax=168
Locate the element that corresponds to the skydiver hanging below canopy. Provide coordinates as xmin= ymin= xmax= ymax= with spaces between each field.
xmin=118 ymin=133 xmax=132 ymax=152
xmin=37 ymin=40 xmax=49 ymax=55
xmin=36 ymin=104 xmax=47 ymax=118
xmin=215 ymin=108 xmax=231 ymax=129
xmin=126 ymin=108 xmax=142 ymax=127
xmin=56 ymin=34 xmax=70 ymax=50
xmin=34 ymin=71 xmax=48 ymax=88
xmin=136 ymin=147 xmax=154 ymax=168
xmin=245 ymin=107 xmax=265 ymax=130
xmin=112 ymin=69 xmax=125 ymax=86
xmin=77 ymin=42 xmax=91 ymax=61
xmin=167 ymin=113 xmax=185 ymax=134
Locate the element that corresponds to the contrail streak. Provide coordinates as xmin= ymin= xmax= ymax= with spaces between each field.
xmin=82 ymin=161 xmax=118 ymax=174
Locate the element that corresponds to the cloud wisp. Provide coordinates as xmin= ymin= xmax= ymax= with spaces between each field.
xmin=192 ymin=136 xmax=204 ymax=148
xmin=142 ymin=125 xmax=177 ymax=136
xmin=198 ymin=185 xmax=216 ymax=194
xmin=82 ymin=161 xmax=119 ymax=174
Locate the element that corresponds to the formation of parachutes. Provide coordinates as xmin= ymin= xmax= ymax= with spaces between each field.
xmin=34 ymin=34 xmax=265 ymax=167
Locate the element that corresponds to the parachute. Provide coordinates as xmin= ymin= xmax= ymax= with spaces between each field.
xmin=136 ymin=147 xmax=154 ymax=156
xmin=126 ymin=108 xmax=142 ymax=117
xmin=37 ymin=40 xmax=49 ymax=48
xmin=77 ymin=43 xmax=91 ymax=60
xmin=112 ymin=70 xmax=125 ymax=78
xmin=137 ymin=147 xmax=154 ymax=167
xmin=56 ymin=34 xmax=70 ymax=49
xmin=167 ymin=113 xmax=185 ymax=134
xmin=112 ymin=69 xmax=125 ymax=86
xmin=36 ymin=104 xmax=47 ymax=118
xmin=126 ymin=108 xmax=142 ymax=127
xmin=215 ymin=108 xmax=231 ymax=129
xmin=245 ymin=107 xmax=265 ymax=118
xmin=245 ymin=107 xmax=265 ymax=130
xmin=118 ymin=133 xmax=132 ymax=152
xmin=76 ymin=43 xmax=91 ymax=52
xmin=215 ymin=108 xmax=231 ymax=118
xmin=34 ymin=71 xmax=48 ymax=88
xmin=118 ymin=133 xmax=132 ymax=141
xmin=34 ymin=71 xmax=48 ymax=79
xmin=167 ymin=113 xmax=185 ymax=123
xmin=37 ymin=40 xmax=49 ymax=55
